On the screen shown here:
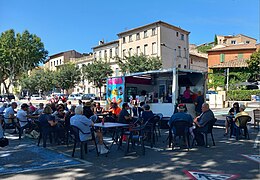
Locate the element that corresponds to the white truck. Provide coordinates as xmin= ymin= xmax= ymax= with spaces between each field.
xmin=106 ymin=68 xmax=207 ymax=117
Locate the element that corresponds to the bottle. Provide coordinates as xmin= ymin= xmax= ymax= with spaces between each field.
xmin=102 ymin=118 xmax=105 ymax=126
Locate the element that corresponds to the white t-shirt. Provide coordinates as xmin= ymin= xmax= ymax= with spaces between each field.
xmin=17 ymin=109 xmax=28 ymax=127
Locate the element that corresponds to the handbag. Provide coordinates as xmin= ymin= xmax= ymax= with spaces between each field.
xmin=0 ymin=137 xmax=9 ymax=147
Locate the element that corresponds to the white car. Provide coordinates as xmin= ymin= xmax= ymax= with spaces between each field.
xmin=68 ymin=94 xmax=82 ymax=100
xmin=30 ymin=94 xmax=43 ymax=100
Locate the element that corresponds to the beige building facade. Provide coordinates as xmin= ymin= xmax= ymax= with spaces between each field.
xmin=217 ymin=34 xmax=256 ymax=45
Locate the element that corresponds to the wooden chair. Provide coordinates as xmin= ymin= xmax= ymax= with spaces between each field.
xmin=253 ymin=109 xmax=260 ymax=130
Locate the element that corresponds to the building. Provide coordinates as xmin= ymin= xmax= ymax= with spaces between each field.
xmin=44 ymin=50 xmax=83 ymax=71
xmin=216 ymin=34 xmax=256 ymax=45
xmin=117 ymin=21 xmax=190 ymax=70
xmin=207 ymin=44 xmax=257 ymax=67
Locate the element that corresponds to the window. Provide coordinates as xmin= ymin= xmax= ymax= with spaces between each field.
xmin=50 ymin=62 xmax=52 ymax=66
xmin=152 ymin=42 xmax=157 ymax=54
xmin=176 ymin=32 xmax=179 ymax=37
xmin=56 ymin=60 xmax=58 ymax=65
xmin=184 ymin=48 xmax=187 ymax=58
xmin=190 ymin=58 xmax=193 ymax=64
xmin=94 ymin=52 xmax=97 ymax=60
xmin=99 ymin=51 xmax=102 ymax=59
xmin=231 ymin=40 xmax=236 ymax=44
xmin=123 ymin=49 xmax=126 ymax=57
xmin=129 ymin=35 xmax=132 ymax=42
xmin=238 ymin=53 xmax=243 ymax=59
xmin=178 ymin=64 xmax=181 ymax=68
xmin=152 ymin=28 xmax=156 ymax=36
xmin=129 ymin=48 xmax=132 ymax=56
xmin=60 ymin=59 xmax=62 ymax=64
xmin=136 ymin=33 xmax=140 ymax=40
xmin=123 ymin=37 xmax=126 ymax=43
xmin=136 ymin=46 xmax=140 ymax=55
xmin=104 ymin=50 xmax=107 ymax=60
xmin=115 ymin=47 xmax=119 ymax=56
xmin=144 ymin=44 xmax=148 ymax=55
xmin=220 ymin=53 xmax=225 ymax=63
xmin=184 ymin=65 xmax=187 ymax=69
xmin=246 ymin=41 xmax=250 ymax=44
xmin=54 ymin=61 xmax=55 ymax=66
xmin=110 ymin=49 xmax=112 ymax=58
xmin=178 ymin=46 xmax=181 ymax=57
xmin=181 ymin=34 xmax=184 ymax=40
xmin=144 ymin=30 xmax=148 ymax=38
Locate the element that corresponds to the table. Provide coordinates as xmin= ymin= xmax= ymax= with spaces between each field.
xmin=94 ymin=122 xmax=129 ymax=153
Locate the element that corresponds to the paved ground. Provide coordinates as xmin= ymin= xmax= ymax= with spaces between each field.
xmin=0 ymin=124 xmax=259 ymax=180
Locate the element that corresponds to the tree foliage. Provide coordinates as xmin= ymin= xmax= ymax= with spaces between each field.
xmin=196 ymin=45 xmax=212 ymax=53
xmin=214 ymin=34 xmax=218 ymax=45
xmin=55 ymin=63 xmax=81 ymax=92
xmin=0 ymin=29 xmax=48 ymax=93
xmin=117 ymin=54 xmax=162 ymax=74
xmin=19 ymin=69 xmax=56 ymax=95
xmin=246 ymin=50 xmax=260 ymax=80
xmin=82 ymin=60 xmax=113 ymax=98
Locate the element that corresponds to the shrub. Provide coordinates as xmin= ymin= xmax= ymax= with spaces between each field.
xmin=227 ymin=90 xmax=260 ymax=101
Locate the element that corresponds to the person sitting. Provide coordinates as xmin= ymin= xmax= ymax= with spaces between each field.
xmin=34 ymin=103 xmax=44 ymax=115
xmin=29 ymin=102 xmax=37 ymax=114
xmin=193 ymin=103 xmax=215 ymax=146
xmin=83 ymin=101 xmax=94 ymax=118
xmin=110 ymin=102 xmax=121 ymax=121
xmin=0 ymin=103 xmax=8 ymax=114
xmin=52 ymin=105 xmax=66 ymax=121
xmin=118 ymin=103 xmax=132 ymax=124
xmin=4 ymin=102 xmax=19 ymax=133
xmin=70 ymin=106 xmax=108 ymax=154
xmin=38 ymin=106 xmax=58 ymax=147
xmin=224 ymin=102 xmax=240 ymax=136
xmin=234 ymin=105 xmax=249 ymax=127
xmin=17 ymin=103 xmax=39 ymax=137
xmin=141 ymin=104 xmax=154 ymax=124
xmin=183 ymin=86 xmax=193 ymax=103
xmin=94 ymin=102 xmax=103 ymax=115
xmin=168 ymin=104 xmax=193 ymax=137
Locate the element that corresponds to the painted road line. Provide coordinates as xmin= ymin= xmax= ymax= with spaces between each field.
xmin=241 ymin=154 xmax=260 ymax=163
xmin=183 ymin=170 xmax=239 ymax=180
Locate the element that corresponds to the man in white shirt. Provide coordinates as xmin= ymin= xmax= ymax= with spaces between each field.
xmin=4 ymin=102 xmax=19 ymax=133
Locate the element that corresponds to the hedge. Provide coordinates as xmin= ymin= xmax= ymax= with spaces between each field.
xmin=227 ymin=90 xmax=260 ymax=101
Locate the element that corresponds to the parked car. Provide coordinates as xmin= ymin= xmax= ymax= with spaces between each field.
xmin=0 ymin=94 xmax=15 ymax=102
xmin=206 ymin=91 xmax=217 ymax=101
xmin=68 ymin=94 xmax=82 ymax=100
xmin=30 ymin=94 xmax=43 ymax=100
xmin=82 ymin=94 xmax=96 ymax=100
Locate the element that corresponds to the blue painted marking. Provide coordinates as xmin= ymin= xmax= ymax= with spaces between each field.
xmin=0 ymin=145 xmax=84 ymax=175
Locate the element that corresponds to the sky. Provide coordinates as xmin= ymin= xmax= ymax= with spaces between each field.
xmin=0 ymin=0 xmax=259 ymax=56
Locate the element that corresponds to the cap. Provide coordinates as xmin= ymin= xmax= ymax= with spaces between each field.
xmin=178 ymin=103 xmax=186 ymax=109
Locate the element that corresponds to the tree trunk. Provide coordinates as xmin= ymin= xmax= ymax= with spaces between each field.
xmin=99 ymin=87 xmax=102 ymax=101
xmin=2 ymin=81 xmax=9 ymax=95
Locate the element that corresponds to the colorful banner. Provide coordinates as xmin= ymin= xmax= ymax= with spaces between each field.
xmin=106 ymin=77 xmax=125 ymax=107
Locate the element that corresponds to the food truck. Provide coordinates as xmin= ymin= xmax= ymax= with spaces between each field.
xmin=106 ymin=68 xmax=207 ymax=117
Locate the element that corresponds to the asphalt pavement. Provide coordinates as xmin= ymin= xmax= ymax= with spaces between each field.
xmin=0 ymin=123 xmax=259 ymax=180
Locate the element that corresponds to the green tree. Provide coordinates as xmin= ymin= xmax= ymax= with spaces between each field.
xmin=117 ymin=54 xmax=162 ymax=74
xmin=55 ymin=63 xmax=81 ymax=93
xmin=196 ymin=45 xmax=212 ymax=53
xmin=19 ymin=69 xmax=56 ymax=95
xmin=0 ymin=29 xmax=48 ymax=94
xmin=214 ymin=34 xmax=218 ymax=45
xmin=246 ymin=50 xmax=260 ymax=80
xmin=82 ymin=60 xmax=113 ymax=99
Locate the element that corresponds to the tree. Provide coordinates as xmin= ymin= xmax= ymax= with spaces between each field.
xmin=55 ymin=63 xmax=81 ymax=93
xmin=0 ymin=29 xmax=48 ymax=94
xmin=19 ymin=69 xmax=56 ymax=95
xmin=196 ymin=45 xmax=212 ymax=53
xmin=82 ymin=60 xmax=113 ymax=99
xmin=117 ymin=54 xmax=162 ymax=74
xmin=214 ymin=34 xmax=218 ymax=45
xmin=246 ymin=50 xmax=260 ymax=81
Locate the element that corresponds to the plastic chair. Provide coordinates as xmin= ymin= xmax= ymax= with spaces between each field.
xmin=192 ymin=118 xmax=217 ymax=147
xmin=35 ymin=120 xmax=53 ymax=148
xmin=146 ymin=115 xmax=160 ymax=147
xmin=234 ymin=115 xmax=251 ymax=140
xmin=169 ymin=120 xmax=192 ymax=150
xmin=70 ymin=125 xmax=99 ymax=159
xmin=253 ymin=109 xmax=260 ymax=130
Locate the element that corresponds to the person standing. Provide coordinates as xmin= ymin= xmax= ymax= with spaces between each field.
xmin=194 ymin=91 xmax=204 ymax=116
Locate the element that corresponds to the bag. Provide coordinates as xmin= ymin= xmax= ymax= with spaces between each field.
xmin=0 ymin=137 xmax=9 ymax=147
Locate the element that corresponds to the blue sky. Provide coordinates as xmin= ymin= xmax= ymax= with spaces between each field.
xmin=0 ymin=0 xmax=259 ymax=56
